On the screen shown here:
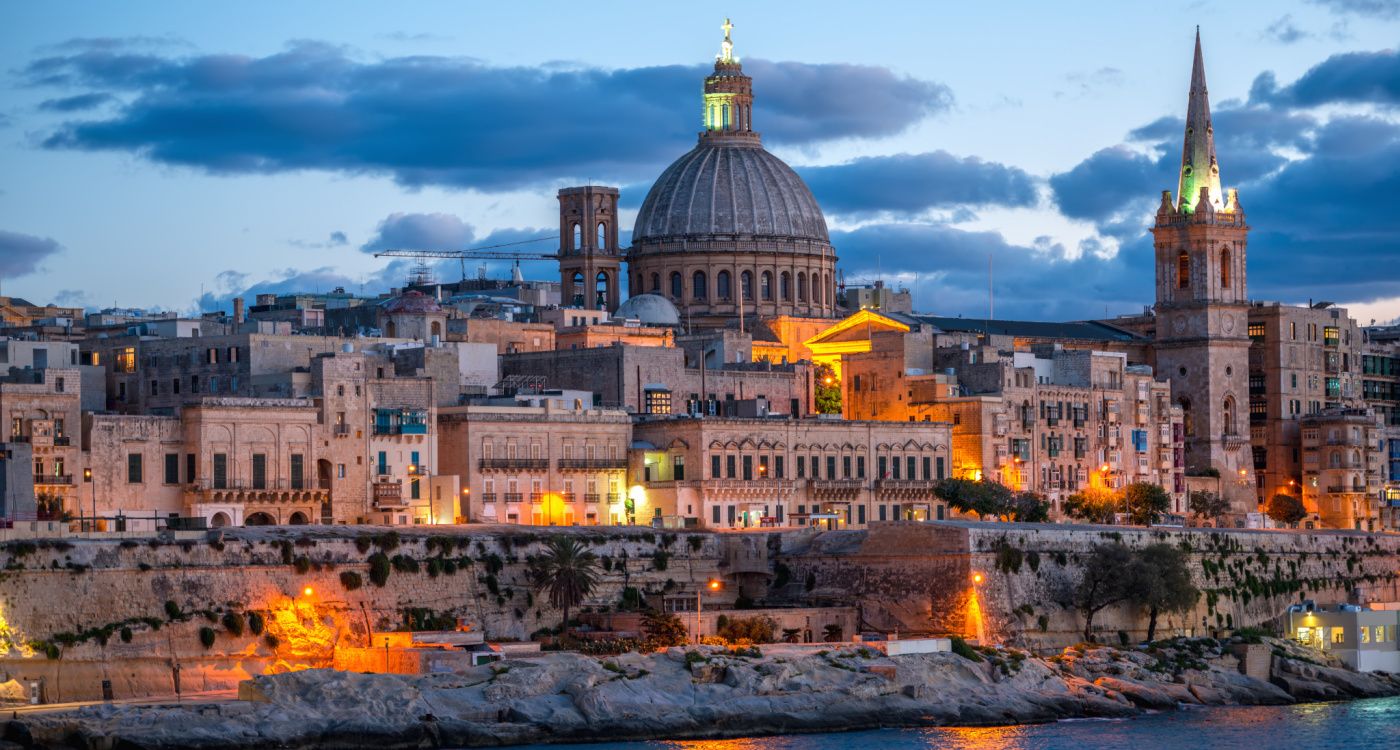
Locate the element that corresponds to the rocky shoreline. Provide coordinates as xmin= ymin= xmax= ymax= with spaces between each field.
xmin=5 ymin=637 xmax=1399 ymax=749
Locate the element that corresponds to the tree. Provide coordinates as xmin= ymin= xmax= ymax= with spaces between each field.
xmin=1187 ymin=490 xmax=1230 ymax=526
xmin=822 ymin=623 xmax=844 ymax=642
xmin=640 ymin=609 xmax=688 ymax=650
xmin=1122 ymin=482 xmax=1172 ymax=526
xmin=814 ymin=363 xmax=841 ymax=415
xmin=1062 ymin=485 xmax=1119 ymax=524
xmin=1127 ymin=543 xmax=1199 ymax=642
xmin=1072 ymin=543 xmax=1135 ymax=642
xmin=1007 ymin=491 xmax=1051 ymax=523
xmin=934 ymin=478 xmax=1012 ymax=519
xmin=528 ymin=536 xmax=601 ymax=639
xmin=717 ymin=615 xmax=776 ymax=644
xmin=1265 ymin=493 xmax=1307 ymax=527
xmin=780 ymin=628 xmax=801 ymax=643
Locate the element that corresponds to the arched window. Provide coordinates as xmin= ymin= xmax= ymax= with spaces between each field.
xmin=797 ymin=272 xmax=807 ymax=302
xmin=741 ymin=271 xmax=753 ymax=300
xmin=717 ymin=270 xmax=732 ymax=300
xmin=1222 ymin=397 xmax=1235 ymax=436
xmin=650 ymin=273 xmax=660 ymax=292
xmin=1177 ymin=251 xmax=1190 ymax=290
xmin=595 ymin=271 xmax=609 ymax=308
xmin=780 ymin=272 xmax=791 ymax=301
xmin=572 ymin=224 xmax=582 ymax=252
xmin=1220 ymin=247 xmax=1231 ymax=289
xmin=571 ymin=272 xmax=585 ymax=307
xmin=1329 ymin=451 xmax=1341 ymax=469
xmin=692 ymin=271 xmax=708 ymax=300
xmin=670 ymin=272 xmax=682 ymax=299
xmin=812 ymin=274 xmax=822 ymax=305
xmin=722 ymin=104 xmax=730 ymax=129
xmin=760 ymin=271 xmax=773 ymax=300
xmin=597 ymin=222 xmax=607 ymax=252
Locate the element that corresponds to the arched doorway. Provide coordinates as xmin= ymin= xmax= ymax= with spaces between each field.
xmin=244 ymin=512 xmax=275 ymax=526
xmin=210 ymin=512 xmax=231 ymax=528
xmin=288 ymin=511 xmax=309 ymax=525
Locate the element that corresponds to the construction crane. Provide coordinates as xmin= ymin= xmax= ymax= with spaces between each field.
xmin=373 ymin=235 xmax=558 ymax=282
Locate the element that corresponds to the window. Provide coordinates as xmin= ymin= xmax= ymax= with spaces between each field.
xmin=774 ymin=456 xmax=784 ymax=478
xmin=712 ymin=505 xmax=721 ymax=525
xmin=797 ymin=273 xmax=807 ymax=302
xmin=670 ymin=272 xmax=682 ymax=299
xmin=826 ymin=456 xmax=837 ymax=478
xmin=741 ymin=271 xmax=753 ymax=300
xmin=1220 ymin=247 xmax=1231 ymax=288
xmin=717 ymin=270 xmax=732 ymax=299
xmin=290 ymin=454 xmax=304 ymax=490
xmin=726 ymin=455 xmax=736 ymax=479
xmin=843 ymin=456 xmax=852 ymax=478
xmin=117 ymin=347 xmax=136 ymax=373
xmin=797 ymin=455 xmax=806 ymax=478
xmin=760 ymin=271 xmax=773 ymax=300
xmin=1324 ymin=326 xmax=1339 ymax=347
xmin=1290 ymin=321 xmax=1297 ymax=340
xmin=1177 ymin=251 xmax=1190 ymax=289
xmin=1222 ymin=397 xmax=1236 ymax=436
xmin=650 ymin=273 xmax=659 ymax=292
xmin=742 ymin=455 xmax=753 ymax=481
xmin=936 ymin=457 xmax=946 ymax=479
xmin=857 ymin=505 xmax=866 ymax=525
xmin=164 ymin=453 xmax=179 ymax=485
xmin=213 ymin=453 xmax=229 ymax=488
xmin=673 ymin=455 xmax=685 ymax=481
xmin=857 ymin=456 xmax=866 ymax=478
xmin=692 ymin=271 xmax=707 ymax=300
xmin=252 ymin=453 xmax=267 ymax=489
xmin=1248 ymin=322 xmax=1265 ymax=343
xmin=780 ymin=272 xmax=791 ymax=301
xmin=186 ymin=453 xmax=196 ymax=483
xmin=645 ymin=389 xmax=672 ymax=415
xmin=711 ymin=455 xmax=721 ymax=479
xmin=1331 ymin=627 xmax=1346 ymax=644
xmin=127 ymin=453 xmax=143 ymax=484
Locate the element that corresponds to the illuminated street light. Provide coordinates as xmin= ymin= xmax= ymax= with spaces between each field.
xmin=971 ymin=572 xmax=985 ymax=585
xmin=302 ymin=586 xmax=315 ymax=597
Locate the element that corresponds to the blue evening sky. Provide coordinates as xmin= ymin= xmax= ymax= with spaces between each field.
xmin=2 ymin=1 xmax=1399 ymax=322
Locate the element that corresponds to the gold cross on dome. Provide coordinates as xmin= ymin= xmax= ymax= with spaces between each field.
xmin=720 ymin=18 xmax=734 ymax=61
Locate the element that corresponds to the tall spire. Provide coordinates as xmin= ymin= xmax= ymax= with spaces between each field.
xmin=1178 ymin=27 xmax=1223 ymax=213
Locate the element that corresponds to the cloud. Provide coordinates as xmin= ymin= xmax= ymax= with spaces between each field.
xmin=1057 ymin=67 xmax=1125 ymax=98
xmin=196 ymin=264 xmax=400 ymax=312
xmin=1263 ymin=15 xmax=1310 ymax=44
xmin=38 ymin=93 xmax=114 ymax=112
xmin=1308 ymin=0 xmax=1400 ymax=18
xmin=799 ymin=151 xmax=1038 ymax=217
xmin=1252 ymin=46 xmax=1400 ymax=108
xmin=360 ymin=212 xmax=476 ymax=254
xmin=831 ymin=223 xmax=1151 ymax=320
xmin=289 ymin=230 xmax=350 ymax=249
xmin=0 ymin=229 xmax=63 ymax=277
xmin=52 ymin=289 xmax=88 ymax=306
xmin=28 ymin=42 xmax=951 ymax=191
xmin=329 ymin=231 xmax=347 ymax=246
xmin=1048 ymin=145 xmax=1161 ymax=234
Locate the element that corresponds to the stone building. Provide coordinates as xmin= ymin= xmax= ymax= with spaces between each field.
xmin=445 ymin=318 xmax=555 ymax=355
xmin=1247 ymin=302 xmax=1367 ymax=507
xmin=437 ymin=400 xmax=632 ymax=526
xmin=1300 ymin=407 xmax=1385 ymax=530
xmin=1 ymin=367 xmax=82 ymax=518
xmin=843 ymin=331 xmax=1185 ymax=517
xmin=81 ymin=413 xmax=184 ymax=529
xmin=1361 ymin=328 xmax=1400 ymax=527
xmin=557 ymin=186 xmax=622 ymax=312
xmin=624 ymin=22 xmax=838 ymax=324
xmin=631 ymin=415 xmax=953 ymax=529
xmin=501 ymin=343 xmax=812 ymax=416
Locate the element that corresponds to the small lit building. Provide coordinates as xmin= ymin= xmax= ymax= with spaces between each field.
xmin=1288 ymin=604 xmax=1400 ymax=672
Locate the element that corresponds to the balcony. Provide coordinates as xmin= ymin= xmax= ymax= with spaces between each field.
xmin=52 ymin=436 xmax=71 ymax=447
xmin=333 ymin=424 xmax=351 ymax=437
xmin=373 ymin=480 xmax=406 ymax=508
xmin=478 ymin=458 xmax=550 ymax=471
xmin=530 ymin=492 xmax=546 ymax=504
xmin=809 ymin=479 xmax=864 ymax=499
xmin=502 ymin=492 xmax=523 ymax=503
xmin=584 ymin=493 xmax=601 ymax=503
xmin=34 ymin=474 xmax=74 ymax=486
xmin=480 ymin=492 xmax=497 ymax=503
xmin=558 ymin=457 xmax=628 ymax=471
xmin=188 ymin=477 xmax=329 ymax=502
xmin=7 ymin=434 xmax=31 ymax=443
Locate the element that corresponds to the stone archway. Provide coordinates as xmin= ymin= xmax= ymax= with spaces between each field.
xmin=210 ymin=512 xmax=232 ymax=528
xmin=244 ymin=512 xmax=275 ymax=526
xmin=288 ymin=511 xmax=309 ymax=525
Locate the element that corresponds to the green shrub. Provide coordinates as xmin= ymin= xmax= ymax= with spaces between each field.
xmin=293 ymin=555 xmax=312 ymax=574
xmin=222 ymin=612 xmax=245 ymax=636
xmin=340 ymin=571 xmax=363 ymax=591
xmin=950 ymin=636 xmax=983 ymax=662
xmin=354 ymin=535 xmax=372 ymax=554
xmin=198 ymin=627 xmax=216 ymax=649
xmin=164 ymin=600 xmax=182 ymax=620
xmin=1117 ymin=630 xmax=1131 ymax=646
xmin=263 ymin=633 xmax=279 ymax=650
xmin=247 ymin=612 xmax=265 ymax=635
xmin=651 ymin=549 xmax=670 ymax=571
xmin=368 ymin=552 xmax=391 ymax=586
xmin=426 ymin=558 xmax=443 ymax=578
xmin=120 ymin=626 xmax=133 ymax=643
xmin=688 ymin=536 xmax=703 ymax=551
xmin=391 ymin=554 xmax=420 ymax=573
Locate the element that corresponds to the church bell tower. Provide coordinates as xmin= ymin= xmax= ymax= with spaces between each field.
xmin=1151 ymin=29 xmax=1256 ymax=513
xmin=558 ymin=185 xmax=621 ymax=312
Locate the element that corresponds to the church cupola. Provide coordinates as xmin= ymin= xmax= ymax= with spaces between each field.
xmin=701 ymin=18 xmax=757 ymax=141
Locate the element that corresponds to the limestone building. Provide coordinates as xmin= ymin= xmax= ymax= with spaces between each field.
xmin=631 ymin=415 xmax=952 ymax=529
xmin=1300 ymin=407 xmax=1385 ymax=530
xmin=1 ymin=366 xmax=81 ymax=518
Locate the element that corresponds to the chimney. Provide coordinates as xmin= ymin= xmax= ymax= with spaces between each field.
xmin=233 ymin=297 xmax=245 ymax=325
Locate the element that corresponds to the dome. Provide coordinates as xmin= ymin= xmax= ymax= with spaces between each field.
xmin=614 ymin=293 xmax=681 ymax=326
xmin=382 ymin=290 xmax=442 ymax=314
xmin=631 ymin=140 xmax=830 ymax=250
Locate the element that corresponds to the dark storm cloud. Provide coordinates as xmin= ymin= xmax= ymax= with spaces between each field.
xmin=1251 ymin=46 xmax=1400 ymax=108
xmin=830 ymin=223 xmax=1152 ymax=320
xmin=0 ymin=229 xmax=62 ymax=277
xmin=27 ymin=42 xmax=951 ymax=191
xmin=799 ymin=151 xmax=1038 ymax=217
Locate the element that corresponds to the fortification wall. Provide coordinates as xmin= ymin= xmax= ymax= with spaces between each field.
xmin=777 ymin=521 xmax=1400 ymax=650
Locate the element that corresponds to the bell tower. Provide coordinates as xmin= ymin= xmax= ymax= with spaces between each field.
xmin=558 ymin=185 xmax=620 ymax=312
xmin=1151 ymin=29 xmax=1255 ymax=513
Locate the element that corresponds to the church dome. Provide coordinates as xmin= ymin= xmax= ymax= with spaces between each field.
xmin=382 ymin=290 xmax=442 ymax=314
xmin=614 ymin=293 xmax=681 ymax=326
xmin=631 ymin=141 xmax=830 ymax=249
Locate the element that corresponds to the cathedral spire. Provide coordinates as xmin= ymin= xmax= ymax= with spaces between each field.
xmin=1178 ymin=27 xmax=1223 ymax=213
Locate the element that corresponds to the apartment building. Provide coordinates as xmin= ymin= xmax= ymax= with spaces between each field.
xmin=1300 ymin=407 xmax=1386 ymax=531
xmin=1 ymin=367 xmax=82 ymax=518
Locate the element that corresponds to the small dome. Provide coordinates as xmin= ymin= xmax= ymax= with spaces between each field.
xmin=382 ymin=290 xmax=442 ymax=314
xmin=615 ymin=294 xmax=681 ymax=326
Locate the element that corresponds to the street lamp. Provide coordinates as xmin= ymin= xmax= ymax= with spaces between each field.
xmin=83 ymin=467 xmax=94 ymax=534
xmin=696 ymin=578 xmax=722 ymax=645
xmin=408 ymin=464 xmax=435 ymax=524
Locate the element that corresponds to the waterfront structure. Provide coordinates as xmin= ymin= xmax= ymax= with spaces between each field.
xmin=625 ymin=21 xmax=839 ymax=323
xmin=1299 ymin=407 xmax=1386 ymax=530
xmin=437 ymin=399 xmax=632 ymax=526
xmin=631 ymin=415 xmax=952 ymax=529
xmin=842 ymin=331 xmax=1184 ymax=516
xmin=1290 ymin=605 xmax=1400 ymax=672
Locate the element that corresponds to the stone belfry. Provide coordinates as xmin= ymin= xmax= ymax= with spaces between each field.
xmin=1151 ymin=29 xmax=1256 ymax=512
xmin=558 ymin=185 xmax=621 ymax=312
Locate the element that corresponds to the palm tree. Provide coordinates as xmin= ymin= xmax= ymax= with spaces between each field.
xmin=529 ymin=536 xmax=600 ymax=641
